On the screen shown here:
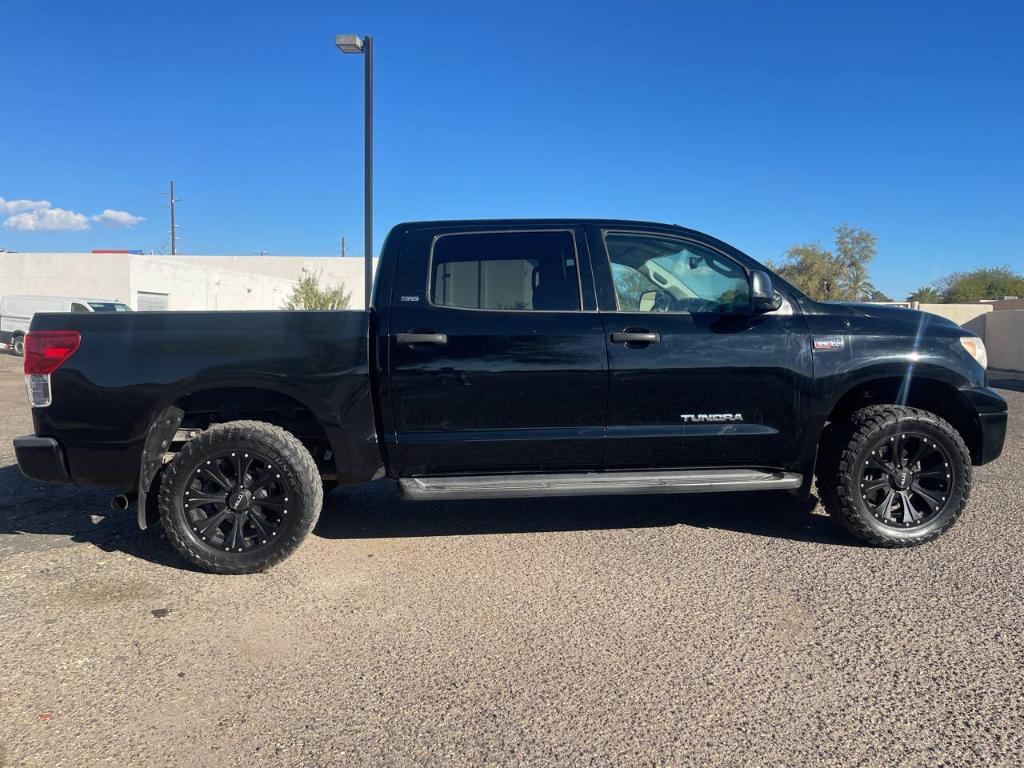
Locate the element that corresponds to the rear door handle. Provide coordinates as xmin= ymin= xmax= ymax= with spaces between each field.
xmin=611 ymin=331 xmax=660 ymax=344
xmin=396 ymin=332 xmax=448 ymax=345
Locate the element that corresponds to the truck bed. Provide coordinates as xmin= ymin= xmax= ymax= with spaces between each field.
xmin=28 ymin=310 xmax=381 ymax=488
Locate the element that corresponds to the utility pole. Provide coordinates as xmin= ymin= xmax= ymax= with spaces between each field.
xmin=341 ymin=236 xmax=346 ymax=257
xmin=162 ymin=180 xmax=182 ymax=255
xmin=170 ymin=179 xmax=176 ymax=255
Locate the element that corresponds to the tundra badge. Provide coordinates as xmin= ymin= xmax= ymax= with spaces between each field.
xmin=680 ymin=413 xmax=744 ymax=423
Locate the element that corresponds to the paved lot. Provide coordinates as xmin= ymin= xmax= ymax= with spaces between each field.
xmin=0 ymin=350 xmax=1022 ymax=767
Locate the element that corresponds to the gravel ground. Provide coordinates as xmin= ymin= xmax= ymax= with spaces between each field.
xmin=1 ymin=351 xmax=1022 ymax=767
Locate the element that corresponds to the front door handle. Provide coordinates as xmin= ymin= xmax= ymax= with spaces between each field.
xmin=396 ymin=332 xmax=448 ymax=345
xmin=611 ymin=331 xmax=660 ymax=344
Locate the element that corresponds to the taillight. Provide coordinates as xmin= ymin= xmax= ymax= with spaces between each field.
xmin=24 ymin=331 xmax=80 ymax=408
xmin=24 ymin=331 xmax=81 ymax=375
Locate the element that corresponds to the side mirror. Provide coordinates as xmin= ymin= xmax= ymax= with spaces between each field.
xmin=750 ymin=270 xmax=783 ymax=313
xmin=638 ymin=290 xmax=658 ymax=312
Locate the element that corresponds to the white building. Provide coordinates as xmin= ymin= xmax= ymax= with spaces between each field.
xmin=0 ymin=251 xmax=377 ymax=311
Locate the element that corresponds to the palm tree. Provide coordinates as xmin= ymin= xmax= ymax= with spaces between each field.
xmin=907 ymin=286 xmax=943 ymax=304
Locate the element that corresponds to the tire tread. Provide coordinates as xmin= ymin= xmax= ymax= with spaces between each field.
xmin=158 ymin=420 xmax=322 ymax=574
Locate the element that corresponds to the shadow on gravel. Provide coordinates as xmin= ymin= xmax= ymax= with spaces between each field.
xmin=0 ymin=461 xmax=860 ymax=571
xmin=0 ymin=464 xmax=193 ymax=570
xmin=315 ymin=480 xmax=860 ymax=548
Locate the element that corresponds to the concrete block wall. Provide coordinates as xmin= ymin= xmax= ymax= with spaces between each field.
xmin=916 ymin=302 xmax=993 ymax=327
xmin=980 ymin=310 xmax=1024 ymax=375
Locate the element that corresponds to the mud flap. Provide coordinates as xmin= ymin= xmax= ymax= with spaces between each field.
xmin=137 ymin=406 xmax=184 ymax=529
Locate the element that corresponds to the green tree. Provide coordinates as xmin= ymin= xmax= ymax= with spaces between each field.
xmin=937 ymin=266 xmax=1024 ymax=303
xmin=907 ymin=286 xmax=943 ymax=304
xmin=769 ymin=225 xmax=879 ymax=302
xmin=833 ymin=224 xmax=877 ymax=301
xmin=868 ymin=289 xmax=893 ymax=302
xmin=768 ymin=242 xmax=843 ymax=301
xmin=282 ymin=272 xmax=351 ymax=310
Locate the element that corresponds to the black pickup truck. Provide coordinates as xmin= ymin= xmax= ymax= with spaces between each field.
xmin=14 ymin=219 xmax=1008 ymax=573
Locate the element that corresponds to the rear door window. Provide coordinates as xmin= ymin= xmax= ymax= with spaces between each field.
xmin=430 ymin=231 xmax=581 ymax=312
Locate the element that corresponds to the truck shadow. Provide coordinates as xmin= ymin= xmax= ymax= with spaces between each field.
xmin=314 ymin=479 xmax=858 ymax=547
xmin=0 ymin=464 xmax=195 ymax=570
xmin=0 ymin=463 xmax=859 ymax=571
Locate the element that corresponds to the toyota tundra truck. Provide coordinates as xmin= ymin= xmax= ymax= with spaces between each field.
xmin=13 ymin=219 xmax=1008 ymax=573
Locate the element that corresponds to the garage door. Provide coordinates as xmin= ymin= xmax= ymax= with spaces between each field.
xmin=136 ymin=291 xmax=169 ymax=312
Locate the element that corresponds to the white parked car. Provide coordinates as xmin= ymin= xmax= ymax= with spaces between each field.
xmin=0 ymin=295 xmax=132 ymax=355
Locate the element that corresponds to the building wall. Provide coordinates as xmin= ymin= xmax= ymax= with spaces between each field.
xmin=1 ymin=252 xmax=377 ymax=310
xmin=0 ymin=251 xmax=132 ymax=303
xmin=979 ymin=310 xmax=1024 ymax=375
xmin=987 ymin=298 xmax=1024 ymax=312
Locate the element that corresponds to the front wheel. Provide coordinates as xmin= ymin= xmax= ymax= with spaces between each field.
xmin=158 ymin=420 xmax=323 ymax=574
xmin=12 ymin=334 xmax=25 ymax=356
xmin=817 ymin=405 xmax=972 ymax=547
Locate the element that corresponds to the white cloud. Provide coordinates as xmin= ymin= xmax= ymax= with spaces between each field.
xmin=91 ymin=209 xmax=146 ymax=227
xmin=3 ymin=207 xmax=90 ymax=231
xmin=1 ymin=196 xmax=144 ymax=232
xmin=0 ymin=196 xmax=51 ymax=216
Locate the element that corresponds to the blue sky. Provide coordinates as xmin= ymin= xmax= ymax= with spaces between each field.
xmin=1 ymin=0 xmax=1021 ymax=299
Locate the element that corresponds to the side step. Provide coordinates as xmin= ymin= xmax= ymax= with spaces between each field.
xmin=399 ymin=469 xmax=802 ymax=501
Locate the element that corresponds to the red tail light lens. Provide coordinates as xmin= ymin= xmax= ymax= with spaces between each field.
xmin=24 ymin=331 xmax=81 ymax=375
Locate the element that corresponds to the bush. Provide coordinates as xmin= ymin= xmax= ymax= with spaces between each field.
xmin=282 ymin=272 xmax=351 ymax=310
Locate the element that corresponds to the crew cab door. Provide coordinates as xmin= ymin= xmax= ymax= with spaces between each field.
xmin=588 ymin=226 xmax=813 ymax=470
xmin=385 ymin=226 xmax=607 ymax=475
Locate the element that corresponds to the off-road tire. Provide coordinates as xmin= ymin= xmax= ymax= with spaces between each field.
xmin=159 ymin=420 xmax=322 ymax=574
xmin=816 ymin=405 xmax=972 ymax=547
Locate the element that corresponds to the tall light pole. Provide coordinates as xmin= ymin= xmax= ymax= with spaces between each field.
xmin=335 ymin=33 xmax=373 ymax=310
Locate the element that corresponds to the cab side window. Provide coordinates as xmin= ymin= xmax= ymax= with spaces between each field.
xmin=606 ymin=233 xmax=749 ymax=314
xmin=431 ymin=231 xmax=581 ymax=312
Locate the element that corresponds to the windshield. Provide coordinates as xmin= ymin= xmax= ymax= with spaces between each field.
xmin=87 ymin=302 xmax=133 ymax=312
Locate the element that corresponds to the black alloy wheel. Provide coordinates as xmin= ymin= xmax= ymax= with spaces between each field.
xmin=184 ymin=451 xmax=292 ymax=553
xmin=859 ymin=430 xmax=953 ymax=529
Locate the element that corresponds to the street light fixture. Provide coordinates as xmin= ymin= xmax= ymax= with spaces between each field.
xmin=335 ymin=33 xmax=373 ymax=310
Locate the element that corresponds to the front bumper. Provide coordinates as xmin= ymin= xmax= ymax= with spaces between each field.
xmin=961 ymin=386 xmax=1008 ymax=465
xmin=13 ymin=435 xmax=72 ymax=484
xmin=977 ymin=411 xmax=1008 ymax=464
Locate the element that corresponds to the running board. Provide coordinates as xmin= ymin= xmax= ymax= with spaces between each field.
xmin=399 ymin=469 xmax=802 ymax=501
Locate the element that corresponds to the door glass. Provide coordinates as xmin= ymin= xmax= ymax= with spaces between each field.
xmin=430 ymin=231 xmax=581 ymax=311
xmin=606 ymin=233 xmax=749 ymax=314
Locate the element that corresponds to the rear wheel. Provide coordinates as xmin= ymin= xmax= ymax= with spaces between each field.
xmin=817 ymin=405 xmax=971 ymax=547
xmin=158 ymin=420 xmax=322 ymax=573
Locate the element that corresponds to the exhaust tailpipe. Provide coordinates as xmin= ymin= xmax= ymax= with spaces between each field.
xmin=111 ymin=494 xmax=133 ymax=512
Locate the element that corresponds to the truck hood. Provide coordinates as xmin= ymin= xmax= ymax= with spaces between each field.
xmin=833 ymin=302 xmax=964 ymax=332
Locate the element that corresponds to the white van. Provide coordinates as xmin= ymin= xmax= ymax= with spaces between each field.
xmin=0 ymin=295 xmax=132 ymax=355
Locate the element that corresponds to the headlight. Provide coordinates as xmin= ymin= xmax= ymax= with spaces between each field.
xmin=960 ymin=336 xmax=988 ymax=369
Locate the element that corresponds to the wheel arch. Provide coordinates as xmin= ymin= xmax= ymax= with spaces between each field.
xmin=137 ymin=384 xmax=341 ymax=529
xmin=824 ymin=376 xmax=983 ymax=464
